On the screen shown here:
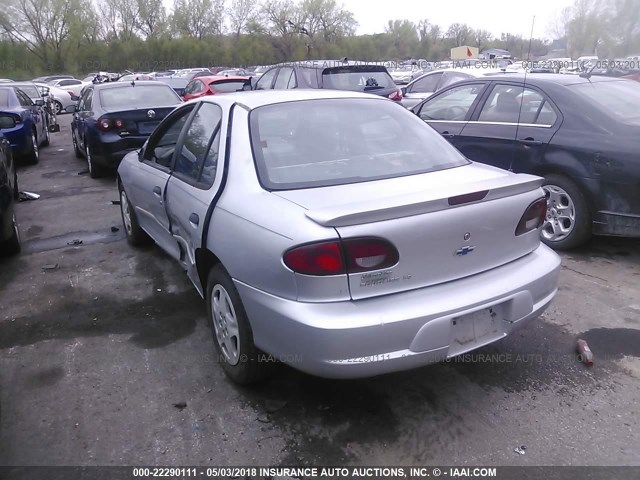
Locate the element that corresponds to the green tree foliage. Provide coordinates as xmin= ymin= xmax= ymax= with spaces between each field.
xmin=0 ymin=0 xmax=638 ymax=79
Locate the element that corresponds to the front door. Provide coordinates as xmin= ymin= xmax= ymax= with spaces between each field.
xmin=164 ymin=101 xmax=227 ymax=292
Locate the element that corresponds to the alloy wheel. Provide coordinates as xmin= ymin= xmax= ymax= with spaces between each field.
xmin=211 ymin=284 xmax=241 ymax=365
xmin=542 ymin=184 xmax=576 ymax=242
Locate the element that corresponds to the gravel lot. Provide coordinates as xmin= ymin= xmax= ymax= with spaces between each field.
xmin=1 ymin=115 xmax=639 ymax=470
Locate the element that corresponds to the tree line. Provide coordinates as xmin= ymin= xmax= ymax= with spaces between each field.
xmin=0 ymin=0 xmax=638 ymax=79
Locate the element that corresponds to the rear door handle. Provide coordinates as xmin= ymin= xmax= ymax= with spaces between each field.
xmin=441 ymin=131 xmax=455 ymax=138
xmin=189 ymin=213 xmax=199 ymax=226
xmin=518 ymin=138 xmax=543 ymax=146
xmin=153 ymin=186 xmax=162 ymax=196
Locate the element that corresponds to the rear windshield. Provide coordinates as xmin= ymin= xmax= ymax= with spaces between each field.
xmin=321 ymin=67 xmax=395 ymax=92
xmin=249 ymin=98 xmax=469 ymax=190
xmin=569 ymin=80 xmax=640 ymax=124
xmin=99 ymin=85 xmax=179 ymax=110
xmin=211 ymin=80 xmax=247 ymax=93
xmin=16 ymin=86 xmax=39 ymax=98
xmin=0 ymin=89 xmax=10 ymax=107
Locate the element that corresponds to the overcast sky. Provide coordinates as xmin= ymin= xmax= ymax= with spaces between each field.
xmin=343 ymin=0 xmax=575 ymax=39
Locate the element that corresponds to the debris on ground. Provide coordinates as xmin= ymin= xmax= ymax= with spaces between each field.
xmin=67 ymin=239 xmax=83 ymax=246
xmin=19 ymin=191 xmax=40 ymax=201
xmin=42 ymin=264 xmax=59 ymax=271
xmin=264 ymin=399 xmax=288 ymax=413
xmin=256 ymin=414 xmax=271 ymax=423
xmin=77 ymin=169 xmax=89 ymax=175
xmin=576 ymin=339 xmax=594 ymax=366
xmin=172 ymin=402 xmax=187 ymax=411
xmin=514 ymin=446 xmax=526 ymax=455
xmin=317 ymin=404 xmax=331 ymax=411
xmin=111 ymin=200 xmax=121 ymax=205
xmin=111 ymin=226 xmax=119 ymax=232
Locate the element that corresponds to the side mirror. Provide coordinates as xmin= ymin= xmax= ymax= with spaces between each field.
xmin=35 ymin=99 xmax=45 ymax=106
xmin=401 ymin=86 xmax=407 ymax=96
xmin=0 ymin=116 xmax=17 ymax=129
xmin=68 ymin=104 xmax=77 ymax=113
xmin=242 ymin=82 xmax=252 ymax=91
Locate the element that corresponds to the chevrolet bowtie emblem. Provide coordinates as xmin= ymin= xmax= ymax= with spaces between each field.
xmin=455 ymin=246 xmax=475 ymax=256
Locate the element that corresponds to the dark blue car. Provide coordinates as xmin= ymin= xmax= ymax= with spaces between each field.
xmin=0 ymin=125 xmax=20 ymax=255
xmin=71 ymin=81 xmax=182 ymax=178
xmin=0 ymin=86 xmax=49 ymax=164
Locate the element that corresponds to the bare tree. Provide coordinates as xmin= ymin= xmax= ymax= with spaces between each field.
xmin=172 ymin=0 xmax=225 ymax=39
xmin=446 ymin=23 xmax=473 ymax=47
xmin=136 ymin=0 xmax=167 ymax=38
xmin=228 ymin=0 xmax=256 ymax=36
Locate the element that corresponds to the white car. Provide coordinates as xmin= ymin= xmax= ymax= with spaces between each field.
xmin=35 ymin=82 xmax=77 ymax=114
xmin=48 ymin=78 xmax=90 ymax=98
xmin=401 ymin=68 xmax=516 ymax=109
xmin=117 ymin=89 xmax=560 ymax=383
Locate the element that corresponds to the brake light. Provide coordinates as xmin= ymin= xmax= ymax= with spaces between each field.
xmin=388 ymin=89 xmax=403 ymax=101
xmin=97 ymin=118 xmax=112 ymax=131
xmin=515 ymin=197 xmax=547 ymax=236
xmin=283 ymin=238 xmax=399 ymax=276
xmin=114 ymin=119 xmax=124 ymax=129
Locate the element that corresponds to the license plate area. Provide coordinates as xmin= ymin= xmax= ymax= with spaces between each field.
xmin=138 ymin=121 xmax=159 ymax=134
xmin=449 ymin=306 xmax=503 ymax=357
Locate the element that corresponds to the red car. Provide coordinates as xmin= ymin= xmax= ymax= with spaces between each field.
xmin=622 ymin=71 xmax=640 ymax=82
xmin=181 ymin=75 xmax=251 ymax=101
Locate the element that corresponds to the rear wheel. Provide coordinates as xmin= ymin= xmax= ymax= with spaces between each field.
xmin=541 ymin=174 xmax=591 ymax=250
xmin=2 ymin=212 xmax=21 ymax=256
xmin=86 ymin=142 xmax=105 ymax=178
xmin=206 ymin=265 xmax=267 ymax=385
xmin=25 ymin=130 xmax=39 ymax=165
xmin=72 ymin=131 xmax=82 ymax=158
xmin=42 ymin=125 xmax=50 ymax=147
xmin=53 ymin=101 xmax=62 ymax=115
xmin=118 ymin=184 xmax=152 ymax=246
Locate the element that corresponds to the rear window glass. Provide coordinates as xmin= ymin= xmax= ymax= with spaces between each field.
xmin=322 ymin=68 xmax=395 ymax=92
xmin=99 ymin=85 xmax=179 ymax=109
xmin=210 ymin=80 xmax=247 ymax=93
xmin=16 ymin=86 xmax=39 ymax=98
xmin=0 ymin=89 xmax=10 ymax=106
xmin=569 ymin=80 xmax=640 ymax=124
xmin=249 ymin=98 xmax=469 ymax=190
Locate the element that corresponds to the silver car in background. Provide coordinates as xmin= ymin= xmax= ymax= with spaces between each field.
xmin=117 ymin=90 xmax=561 ymax=384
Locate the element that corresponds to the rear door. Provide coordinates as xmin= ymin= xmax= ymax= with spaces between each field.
xmin=164 ymin=101 xmax=227 ymax=291
xmin=129 ymin=105 xmax=196 ymax=257
xmin=414 ymin=82 xmax=488 ymax=140
xmin=273 ymin=67 xmax=295 ymax=90
xmin=456 ymin=83 xmax=561 ymax=171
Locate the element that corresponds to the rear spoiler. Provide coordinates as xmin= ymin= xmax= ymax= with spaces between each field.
xmin=305 ymin=174 xmax=544 ymax=227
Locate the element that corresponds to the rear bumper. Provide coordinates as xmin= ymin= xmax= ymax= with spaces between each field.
xmin=89 ymin=134 xmax=147 ymax=168
xmin=3 ymin=125 xmax=30 ymax=155
xmin=236 ymin=244 xmax=561 ymax=379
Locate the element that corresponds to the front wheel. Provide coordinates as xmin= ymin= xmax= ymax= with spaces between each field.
xmin=541 ymin=174 xmax=591 ymax=250
xmin=206 ymin=265 xmax=268 ymax=385
xmin=86 ymin=142 xmax=105 ymax=178
xmin=53 ymin=101 xmax=62 ymax=115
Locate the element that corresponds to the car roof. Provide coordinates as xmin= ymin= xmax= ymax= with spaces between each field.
xmin=189 ymin=75 xmax=249 ymax=83
xmin=91 ymin=80 xmax=169 ymax=90
xmin=200 ymin=89 xmax=384 ymax=109
xmin=272 ymin=60 xmax=388 ymax=69
xmin=461 ymin=73 xmax=627 ymax=86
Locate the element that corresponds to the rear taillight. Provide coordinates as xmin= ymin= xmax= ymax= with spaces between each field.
xmin=515 ymin=197 xmax=547 ymax=236
xmin=388 ymin=89 xmax=403 ymax=101
xmin=283 ymin=238 xmax=399 ymax=276
xmin=97 ymin=118 xmax=124 ymax=131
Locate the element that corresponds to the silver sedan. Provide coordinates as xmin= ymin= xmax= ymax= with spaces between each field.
xmin=117 ymin=90 xmax=561 ymax=384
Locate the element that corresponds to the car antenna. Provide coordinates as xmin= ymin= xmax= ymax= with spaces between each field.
xmin=510 ymin=15 xmax=535 ymax=172
xmin=579 ymin=62 xmax=598 ymax=79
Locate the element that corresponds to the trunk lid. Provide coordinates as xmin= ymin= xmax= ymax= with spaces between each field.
xmin=274 ymin=163 xmax=545 ymax=300
xmin=101 ymin=106 xmax=176 ymax=136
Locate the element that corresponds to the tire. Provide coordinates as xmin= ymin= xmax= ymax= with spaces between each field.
xmin=13 ymin=171 xmax=19 ymax=200
xmin=86 ymin=142 xmax=105 ymax=178
xmin=53 ymin=101 xmax=62 ymax=115
xmin=72 ymin=131 xmax=82 ymax=158
xmin=206 ymin=265 xmax=267 ymax=385
xmin=25 ymin=130 xmax=39 ymax=165
xmin=118 ymin=183 xmax=152 ymax=246
xmin=541 ymin=174 xmax=592 ymax=250
xmin=2 ymin=212 xmax=21 ymax=256
xmin=42 ymin=124 xmax=50 ymax=147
